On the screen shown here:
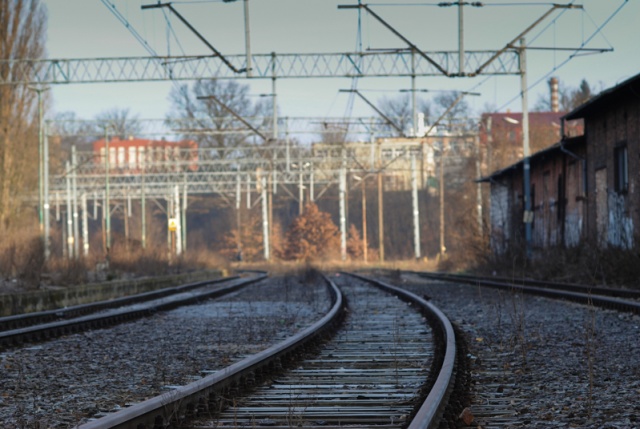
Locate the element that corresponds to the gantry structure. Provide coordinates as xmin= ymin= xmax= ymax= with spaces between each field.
xmin=2 ymin=2 xmax=592 ymax=260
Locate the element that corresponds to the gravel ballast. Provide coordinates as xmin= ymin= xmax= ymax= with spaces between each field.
xmin=399 ymin=274 xmax=640 ymax=428
xmin=0 ymin=275 xmax=330 ymax=428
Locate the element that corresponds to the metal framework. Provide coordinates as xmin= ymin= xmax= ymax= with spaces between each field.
xmin=54 ymin=138 xmax=465 ymax=199
xmin=12 ymin=2 xmax=596 ymax=260
xmin=1 ymin=50 xmax=520 ymax=85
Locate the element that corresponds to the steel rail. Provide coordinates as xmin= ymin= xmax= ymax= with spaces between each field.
xmin=0 ymin=275 xmax=240 ymax=331
xmin=76 ymin=274 xmax=344 ymax=429
xmin=413 ymin=271 xmax=640 ymax=315
xmin=0 ymin=273 xmax=266 ymax=350
xmin=345 ymin=272 xmax=457 ymax=429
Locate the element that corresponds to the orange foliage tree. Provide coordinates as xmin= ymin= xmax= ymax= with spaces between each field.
xmin=347 ymin=224 xmax=365 ymax=260
xmin=282 ymin=203 xmax=340 ymax=261
xmin=219 ymin=210 xmax=263 ymax=262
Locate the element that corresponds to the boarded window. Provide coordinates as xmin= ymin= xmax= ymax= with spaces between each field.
xmin=614 ymin=145 xmax=628 ymax=193
xmin=557 ymin=174 xmax=564 ymax=221
xmin=595 ymin=168 xmax=607 ymax=245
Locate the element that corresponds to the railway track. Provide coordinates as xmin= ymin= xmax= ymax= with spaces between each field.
xmin=395 ymin=270 xmax=640 ymax=428
xmin=0 ymin=273 xmax=265 ymax=350
xmin=410 ymin=271 xmax=640 ymax=314
xmin=76 ymin=272 xmax=457 ymax=429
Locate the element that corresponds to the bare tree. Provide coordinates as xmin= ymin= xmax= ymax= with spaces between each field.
xmin=94 ymin=108 xmax=143 ymax=140
xmin=0 ymin=0 xmax=47 ymax=229
xmin=318 ymin=123 xmax=348 ymax=145
xmin=433 ymin=91 xmax=472 ymax=132
xmin=377 ymin=94 xmax=411 ymax=136
xmin=534 ymin=78 xmax=598 ymax=112
xmin=376 ymin=95 xmax=433 ymax=137
xmin=167 ymin=79 xmax=271 ymax=158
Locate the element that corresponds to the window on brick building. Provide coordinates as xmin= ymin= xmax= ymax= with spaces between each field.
xmin=614 ymin=144 xmax=628 ymax=193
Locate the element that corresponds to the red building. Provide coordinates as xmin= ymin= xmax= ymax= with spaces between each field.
xmin=482 ymin=72 xmax=640 ymax=253
xmin=479 ymin=111 xmax=582 ymax=174
xmin=92 ymin=137 xmax=198 ymax=172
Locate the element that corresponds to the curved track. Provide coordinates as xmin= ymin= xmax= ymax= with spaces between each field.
xmin=76 ymin=272 xmax=457 ymax=429
xmin=0 ymin=273 xmax=265 ymax=350
xmin=412 ymin=271 xmax=640 ymax=314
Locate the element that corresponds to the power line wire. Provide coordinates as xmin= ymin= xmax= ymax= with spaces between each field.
xmin=497 ymin=0 xmax=628 ymax=111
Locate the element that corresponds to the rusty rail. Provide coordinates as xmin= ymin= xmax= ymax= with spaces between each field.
xmin=76 ymin=274 xmax=344 ymax=429
xmin=412 ymin=271 xmax=640 ymax=315
xmin=0 ymin=274 xmax=265 ymax=350
xmin=345 ymin=272 xmax=457 ymax=429
xmin=0 ymin=275 xmax=241 ymax=332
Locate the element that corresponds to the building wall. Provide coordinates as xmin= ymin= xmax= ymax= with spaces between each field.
xmin=92 ymin=137 xmax=198 ymax=173
xmin=489 ymin=179 xmax=512 ymax=254
xmin=487 ymin=75 xmax=640 ymax=254
xmin=564 ymin=157 xmax=587 ymax=246
xmin=585 ymin=98 xmax=640 ymax=248
xmin=488 ymin=140 xmax=587 ymax=254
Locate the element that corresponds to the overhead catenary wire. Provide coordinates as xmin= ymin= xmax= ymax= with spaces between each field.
xmin=496 ymin=0 xmax=628 ymax=112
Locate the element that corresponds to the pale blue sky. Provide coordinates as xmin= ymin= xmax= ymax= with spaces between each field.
xmin=44 ymin=0 xmax=639 ymax=125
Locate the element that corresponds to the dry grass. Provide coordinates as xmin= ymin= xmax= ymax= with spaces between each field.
xmin=0 ymin=229 xmax=45 ymax=290
xmin=0 ymin=226 xmax=233 ymax=293
xmin=472 ymin=242 xmax=640 ymax=289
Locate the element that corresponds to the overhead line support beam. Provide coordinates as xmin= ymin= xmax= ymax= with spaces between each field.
xmin=340 ymin=89 xmax=405 ymax=136
xmin=197 ymin=94 xmax=268 ymax=142
xmin=472 ymin=3 xmax=583 ymax=77
xmin=141 ymin=2 xmax=246 ymax=74
xmin=338 ymin=4 xmax=450 ymax=76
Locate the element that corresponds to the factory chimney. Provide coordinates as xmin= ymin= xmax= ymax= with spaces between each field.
xmin=549 ymin=77 xmax=559 ymax=112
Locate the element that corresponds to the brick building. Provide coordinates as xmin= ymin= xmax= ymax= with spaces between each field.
xmin=482 ymin=72 xmax=640 ymax=253
xmin=564 ymin=73 xmax=640 ymax=248
xmin=479 ymin=111 xmax=582 ymax=174
xmin=481 ymin=136 xmax=586 ymax=253
xmin=92 ymin=137 xmax=198 ymax=173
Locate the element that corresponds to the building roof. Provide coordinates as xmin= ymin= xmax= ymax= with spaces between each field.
xmin=481 ymin=111 xmax=565 ymax=127
xmin=564 ymin=72 xmax=640 ymax=120
xmin=92 ymin=137 xmax=196 ymax=147
xmin=477 ymin=135 xmax=585 ymax=183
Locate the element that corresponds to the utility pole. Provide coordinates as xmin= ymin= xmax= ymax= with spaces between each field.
xmin=458 ymin=0 xmax=465 ymax=75
xmin=236 ymin=172 xmax=242 ymax=253
xmin=411 ymin=50 xmax=418 ymax=136
xmin=43 ymin=121 xmax=51 ymax=260
xmin=475 ymin=134 xmax=483 ymax=236
xmin=141 ymin=159 xmax=146 ymax=249
xmin=520 ymin=37 xmax=533 ymax=256
xmin=65 ymin=161 xmax=73 ymax=258
xmin=411 ymin=155 xmax=421 ymax=260
xmin=439 ymin=142 xmax=446 ymax=259
xmin=271 ymin=52 xmax=278 ymax=140
xmin=339 ymin=167 xmax=347 ymax=261
xmin=261 ymin=175 xmax=270 ymax=261
xmin=72 ymin=146 xmax=79 ymax=258
xmin=182 ymin=181 xmax=188 ymax=253
xmin=28 ymin=86 xmax=48 ymax=238
xmin=174 ymin=184 xmax=182 ymax=256
xmin=361 ymin=175 xmax=367 ymax=263
xmin=377 ymin=142 xmax=384 ymax=262
xmin=244 ymin=0 xmax=252 ymax=77
xmin=104 ymin=127 xmax=111 ymax=254
xmin=82 ymin=193 xmax=89 ymax=256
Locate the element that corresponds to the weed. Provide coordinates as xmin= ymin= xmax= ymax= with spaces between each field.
xmin=583 ymin=295 xmax=597 ymax=418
